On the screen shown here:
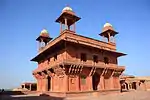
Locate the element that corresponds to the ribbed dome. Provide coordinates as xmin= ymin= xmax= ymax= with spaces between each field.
xmin=62 ymin=6 xmax=73 ymax=12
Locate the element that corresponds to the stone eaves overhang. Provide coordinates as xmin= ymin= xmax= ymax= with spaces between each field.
xmin=32 ymin=59 xmax=125 ymax=74
xmin=31 ymin=30 xmax=127 ymax=62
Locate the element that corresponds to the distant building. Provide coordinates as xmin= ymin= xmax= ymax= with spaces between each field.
xmin=31 ymin=6 xmax=126 ymax=96
xmin=13 ymin=82 xmax=37 ymax=91
xmin=120 ymin=74 xmax=150 ymax=91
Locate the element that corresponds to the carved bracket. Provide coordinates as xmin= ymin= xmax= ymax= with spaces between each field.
xmin=53 ymin=65 xmax=65 ymax=76
xmin=89 ymin=67 xmax=96 ymax=76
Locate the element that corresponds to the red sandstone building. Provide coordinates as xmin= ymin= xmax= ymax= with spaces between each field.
xmin=31 ymin=6 xmax=126 ymax=95
xmin=120 ymin=74 xmax=150 ymax=91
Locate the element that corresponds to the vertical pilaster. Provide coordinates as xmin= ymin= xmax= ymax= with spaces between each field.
xmin=110 ymin=77 xmax=114 ymax=89
xmin=50 ymin=77 xmax=53 ymax=91
xmin=40 ymin=78 xmax=43 ymax=91
xmin=38 ymin=78 xmax=41 ymax=91
xmin=37 ymin=79 xmax=39 ymax=91
xmin=65 ymin=75 xmax=69 ymax=92
xmin=44 ymin=78 xmax=48 ymax=91
xmin=136 ymin=82 xmax=139 ymax=90
xmin=116 ymin=77 xmax=120 ymax=89
xmin=100 ymin=76 xmax=104 ymax=90
xmin=88 ymin=76 xmax=93 ymax=91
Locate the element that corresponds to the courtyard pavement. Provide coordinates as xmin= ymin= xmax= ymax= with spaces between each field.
xmin=1 ymin=90 xmax=150 ymax=100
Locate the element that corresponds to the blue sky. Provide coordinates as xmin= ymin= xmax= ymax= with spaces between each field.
xmin=0 ymin=0 xmax=150 ymax=89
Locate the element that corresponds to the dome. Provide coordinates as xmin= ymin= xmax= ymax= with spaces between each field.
xmin=102 ymin=22 xmax=114 ymax=32
xmin=40 ymin=29 xmax=48 ymax=34
xmin=62 ymin=6 xmax=73 ymax=12
xmin=103 ymin=23 xmax=113 ymax=28
xmin=40 ymin=29 xmax=49 ymax=37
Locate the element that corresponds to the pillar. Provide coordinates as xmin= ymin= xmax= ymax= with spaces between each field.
xmin=100 ymin=76 xmax=104 ymax=90
xmin=23 ymin=84 xmax=25 ymax=89
xmin=116 ymin=77 xmax=120 ymax=89
xmin=108 ymin=32 xmax=110 ymax=42
xmin=60 ymin=22 xmax=62 ymax=33
xmin=65 ymin=75 xmax=69 ymax=92
xmin=88 ymin=76 xmax=93 ymax=91
xmin=42 ymin=78 xmax=48 ymax=91
xmin=73 ymin=23 xmax=76 ymax=32
xmin=136 ymin=82 xmax=139 ymax=90
xmin=110 ymin=76 xmax=114 ymax=89
xmin=64 ymin=18 xmax=68 ymax=29
xmin=37 ymin=79 xmax=41 ymax=91
xmin=29 ymin=84 xmax=32 ymax=91
xmin=50 ymin=77 xmax=53 ymax=91
xmin=40 ymin=78 xmax=43 ymax=91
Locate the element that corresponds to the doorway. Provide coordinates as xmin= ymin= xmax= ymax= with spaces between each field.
xmin=132 ymin=82 xmax=137 ymax=90
xmin=92 ymin=72 xmax=100 ymax=90
xmin=48 ymin=76 xmax=51 ymax=91
xmin=125 ymin=82 xmax=129 ymax=90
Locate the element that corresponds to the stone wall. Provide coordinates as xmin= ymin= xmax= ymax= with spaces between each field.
xmin=66 ymin=43 xmax=117 ymax=65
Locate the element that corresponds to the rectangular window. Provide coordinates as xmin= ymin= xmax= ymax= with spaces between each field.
xmin=54 ymin=54 xmax=57 ymax=61
xmin=81 ymin=75 xmax=86 ymax=85
xmin=93 ymin=55 xmax=98 ymax=63
xmin=81 ymin=53 xmax=87 ymax=62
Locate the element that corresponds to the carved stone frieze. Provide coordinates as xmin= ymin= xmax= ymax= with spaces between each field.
xmin=54 ymin=65 xmax=65 ymax=76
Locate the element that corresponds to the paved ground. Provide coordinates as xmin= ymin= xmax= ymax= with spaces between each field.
xmin=92 ymin=91 xmax=150 ymax=100
xmin=1 ymin=91 xmax=150 ymax=100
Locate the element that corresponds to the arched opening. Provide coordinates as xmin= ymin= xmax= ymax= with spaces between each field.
xmin=92 ymin=72 xmax=100 ymax=90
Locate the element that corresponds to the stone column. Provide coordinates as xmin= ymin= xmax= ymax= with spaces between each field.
xmin=117 ymin=77 xmax=120 ymax=89
xmin=108 ymin=32 xmax=110 ymax=42
xmin=39 ymin=78 xmax=42 ymax=91
xmin=64 ymin=18 xmax=68 ymax=29
xmin=73 ymin=23 xmax=76 ymax=32
xmin=44 ymin=78 xmax=48 ymax=91
xmin=88 ymin=76 xmax=93 ymax=91
xmin=36 ymin=79 xmax=39 ymax=91
xmin=65 ymin=75 xmax=69 ymax=92
xmin=136 ymin=82 xmax=139 ymax=90
xmin=110 ymin=76 xmax=114 ymax=89
xmin=50 ymin=77 xmax=53 ymax=91
xmin=29 ymin=84 xmax=32 ymax=91
xmin=99 ymin=76 xmax=104 ymax=90
xmin=60 ymin=22 xmax=62 ymax=33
